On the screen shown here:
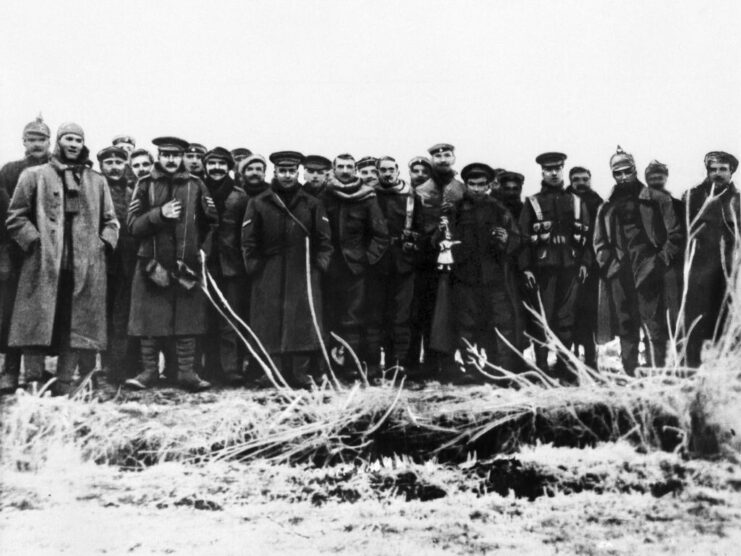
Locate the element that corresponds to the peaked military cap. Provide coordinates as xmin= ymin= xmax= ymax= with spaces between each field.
xmin=609 ymin=146 xmax=635 ymax=172
xmin=356 ymin=156 xmax=378 ymax=170
xmin=231 ymin=147 xmax=253 ymax=159
xmin=704 ymin=151 xmax=739 ymax=173
xmin=152 ymin=136 xmax=189 ymax=152
xmin=96 ymin=145 xmax=128 ymax=163
xmin=498 ymin=170 xmax=525 ymax=187
xmin=203 ymin=146 xmax=234 ymax=169
xmin=535 ymin=152 xmax=567 ymax=167
xmin=427 ymin=143 xmax=455 ymax=155
xmin=186 ymin=143 xmax=207 ymax=154
xmin=408 ymin=156 xmax=432 ymax=170
xmin=645 ymin=159 xmax=668 ymax=177
xmin=23 ymin=114 xmax=50 ymax=138
xmin=269 ymin=151 xmax=304 ymax=167
xmin=304 ymin=155 xmax=331 ymax=170
xmin=112 ymin=134 xmax=136 ymax=147
xmin=461 ymin=162 xmax=496 ymax=182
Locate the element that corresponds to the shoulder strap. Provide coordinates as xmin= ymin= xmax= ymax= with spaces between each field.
xmin=272 ymin=192 xmax=310 ymax=237
xmin=572 ymin=193 xmax=581 ymax=220
xmin=528 ymin=195 xmax=543 ymax=221
xmin=404 ymin=193 xmax=415 ymax=231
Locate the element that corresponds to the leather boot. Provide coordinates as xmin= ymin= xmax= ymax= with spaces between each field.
xmin=176 ymin=337 xmax=210 ymax=392
xmin=0 ymin=350 xmax=21 ymax=394
xmin=125 ymin=338 xmax=160 ymax=390
xmin=52 ymin=350 xmax=78 ymax=396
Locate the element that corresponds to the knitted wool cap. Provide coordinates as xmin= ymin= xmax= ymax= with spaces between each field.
xmin=56 ymin=122 xmax=85 ymax=141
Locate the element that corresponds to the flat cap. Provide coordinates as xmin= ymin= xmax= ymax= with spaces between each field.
xmin=152 ymin=136 xmax=189 ymax=152
xmin=498 ymin=170 xmax=525 ymax=187
xmin=461 ymin=162 xmax=496 ymax=182
xmin=704 ymin=151 xmax=739 ymax=173
xmin=186 ymin=143 xmax=207 ymax=154
xmin=408 ymin=156 xmax=432 ymax=170
xmin=356 ymin=156 xmax=378 ymax=170
xmin=238 ymin=154 xmax=267 ymax=174
xmin=23 ymin=115 xmax=50 ymax=138
xmin=57 ymin=122 xmax=85 ymax=141
xmin=231 ymin=148 xmax=253 ymax=159
xmin=535 ymin=152 xmax=567 ymax=167
xmin=203 ymin=146 xmax=234 ymax=169
xmin=112 ymin=134 xmax=136 ymax=147
xmin=645 ymin=159 xmax=668 ymax=177
xmin=304 ymin=155 xmax=331 ymax=170
xmin=427 ymin=143 xmax=455 ymax=156
xmin=609 ymin=146 xmax=635 ymax=172
xmin=96 ymin=145 xmax=128 ymax=163
xmin=269 ymin=151 xmax=304 ymax=167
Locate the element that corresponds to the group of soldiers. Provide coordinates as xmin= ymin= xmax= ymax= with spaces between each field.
xmin=0 ymin=115 xmax=737 ymax=395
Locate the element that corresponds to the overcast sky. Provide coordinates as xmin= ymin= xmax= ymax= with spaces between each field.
xmin=1 ymin=0 xmax=738 ymax=196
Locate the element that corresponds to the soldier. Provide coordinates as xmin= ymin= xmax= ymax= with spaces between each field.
xmin=365 ymin=156 xmax=422 ymax=374
xmin=320 ymin=154 xmax=389 ymax=376
xmin=130 ymin=148 xmax=154 ymax=179
xmin=519 ymin=152 xmax=590 ymax=377
xmin=683 ymin=151 xmax=740 ymax=367
xmin=124 ymin=136 xmax=217 ymax=392
xmin=303 ymin=155 xmax=331 ymax=197
xmin=565 ymin=166 xmax=603 ymax=368
xmin=451 ymin=163 xmax=520 ymax=375
xmin=112 ymin=135 xmax=138 ymax=188
xmin=408 ymin=156 xmax=432 ymax=189
xmin=410 ymin=143 xmax=466 ymax=375
xmin=645 ymin=160 xmax=684 ymax=331
xmin=357 ymin=156 xmax=380 ymax=188
xmin=594 ymin=147 xmax=682 ymax=375
xmin=6 ymin=122 xmax=119 ymax=395
xmin=241 ymin=151 xmax=333 ymax=387
xmin=201 ymin=147 xmax=248 ymax=384
xmin=184 ymin=143 xmax=207 ymax=180
xmin=231 ymin=148 xmax=252 ymax=167
xmin=97 ymin=146 xmax=140 ymax=384
xmin=238 ymin=153 xmax=270 ymax=199
xmin=0 ymin=116 xmax=52 ymax=393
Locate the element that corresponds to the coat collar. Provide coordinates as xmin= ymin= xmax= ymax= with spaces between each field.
xmin=150 ymin=162 xmax=190 ymax=183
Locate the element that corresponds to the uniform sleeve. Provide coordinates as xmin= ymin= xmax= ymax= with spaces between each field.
xmin=312 ymin=202 xmax=333 ymax=272
xmin=241 ymin=198 xmax=262 ymax=276
xmin=502 ymin=206 xmax=521 ymax=256
xmin=127 ymin=180 xmax=167 ymax=238
xmin=365 ymin=197 xmax=390 ymax=266
xmin=517 ymin=199 xmax=534 ymax=271
xmin=6 ymin=168 xmax=41 ymax=252
xmin=578 ymin=198 xmax=593 ymax=267
xmin=593 ymin=203 xmax=613 ymax=273
xmin=99 ymin=178 xmax=120 ymax=249
xmin=657 ymin=193 xmax=682 ymax=265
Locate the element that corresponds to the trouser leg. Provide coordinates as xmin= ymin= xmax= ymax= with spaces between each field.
xmin=637 ymin=279 xmax=667 ymax=368
xmin=364 ymin=270 xmax=386 ymax=368
xmin=125 ymin=337 xmax=161 ymax=389
xmin=390 ymin=271 xmax=414 ymax=367
xmin=176 ymin=336 xmax=210 ymax=392
xmin=621 ymin=332 xmax=640 ymax=376
xmin=0 ymin=348 xmax=22 ymax=392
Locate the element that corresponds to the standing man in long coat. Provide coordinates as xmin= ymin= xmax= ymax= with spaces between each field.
xmin=6 ymin=122 xmax=119 ymax=395
xmin=0 ymin=116 xmax=51 ymax=393
xmin=518 ymin=152 xmax=591 ymax=377
xmin=241 ymin=151 xmax=333 ymax=387
xmin=97 ymin=146 xmax=140 ymax=384
xmin=565 ymin=166 xmax=603 ymax=368
xmin=125 ymin=136 xmax=217 ymax=392
xmin=594 ymin=147 xmax=682 ymax=375
xmin=202 ymin=147 xmax=248 ymax=384
xmin=683 ymin=151 xmax=739 ymax=367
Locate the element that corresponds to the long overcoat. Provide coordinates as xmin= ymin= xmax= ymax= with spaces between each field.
xmin=127 ymin=165 xmax=217 ymax=337
xmin=241 ymin=187 xmax=333 ymax=353
xmin=5 ymin=159 xmax=119 ymax=350
xmin=593 ymin=184 xmax=682 ymax=343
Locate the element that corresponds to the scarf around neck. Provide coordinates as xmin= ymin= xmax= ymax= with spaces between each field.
xmin=326 ymin=172 xmax=376 ymax=202
xmin=205 ymin=175 xmax=235 ymax=216
xmin=376 ymin=178 xmax=411 ymax=196
xmin=50 ymin=145 xmax=91 ymax=215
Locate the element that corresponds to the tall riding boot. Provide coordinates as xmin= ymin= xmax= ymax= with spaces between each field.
xmin=53 ymin=349 xmax=79 ymax=396
xmin=583 ymin=340 xmax=597 ymax=369
xmin=125 ymin=338 xmax=161 ymax=390
xmin=176 ymin=337 xmax=210 ymax=392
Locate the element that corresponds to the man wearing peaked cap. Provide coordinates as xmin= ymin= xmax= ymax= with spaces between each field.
xmin=683 ymin=150 xmax=740 ymax=367
xmin=0 ymin=115 xmax=53 ymax=393
xmin=518 ymin=150 xmax=591 ymax=378
xmin=112 ymin=135 xmax=136 ymax=154
xmin=410 ymin=142 xmax=466 ymax=375
xmin=231 ymin=148 xmax=253 ymax=165
xmin=124 ymin=135 xmax=218 ymax=393
xmin=497 ymin=171 xmax=525 ymax=219
xmin=594 ymin=146 xmax=682 ymax=375
xmin=200 ymin=146 xmax=249 ymax=385
xmin=460 ymin=162 xmax=496 ymax=183
xmin=96 ymin=146 xmax=140 ymax=384
xmin=303 ymin=155 xmax=331 ymax=197
xmin=5 ymin=122 xmax=119 ymax=396
xmin=357 ymin=156 xmax=380 ymax=188
xmin=184 ymin=143 xmax=207 ymax=180
xmin=241 ymin=148 xmax=333 ymax=387
xmin=408 ymin=156 xmax=431 ymax=189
